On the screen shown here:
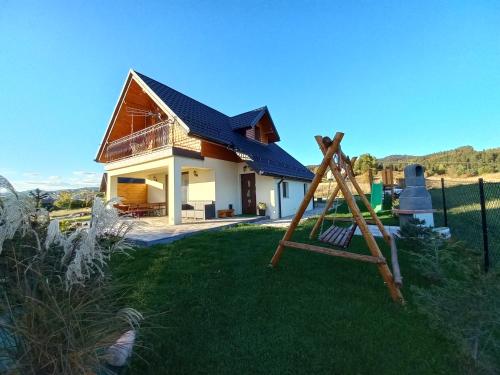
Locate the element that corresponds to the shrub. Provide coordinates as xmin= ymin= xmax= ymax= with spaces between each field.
xmin=0 ymin=175 xmax=142 ymax=374
xmin=399 ymin=220 xmax=500 ymax=372
xmin=69 ymin=199 xmax=87 ymax=209
xmin=54 ymin=191 xmax=73 ymax=210
xmin=353 ymin=154 xmax=377 ymax=175
xmin=413 ymin=268 xmax=500 ymax=372
xmin=478 ymin=165 xmax=497 ymax=175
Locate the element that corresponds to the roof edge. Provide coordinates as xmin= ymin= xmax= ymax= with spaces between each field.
xmin=95 ymin=69 xmax=193 ymax=163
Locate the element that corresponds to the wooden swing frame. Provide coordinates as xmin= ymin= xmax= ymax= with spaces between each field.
xmin=269 ymin=132 xmax=404 ymax=303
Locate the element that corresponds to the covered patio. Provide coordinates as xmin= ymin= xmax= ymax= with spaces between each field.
xmin=105 ymin=154 xmax=219 ymax=225
xmin=124 ymin=215 xmax=267 ymax=246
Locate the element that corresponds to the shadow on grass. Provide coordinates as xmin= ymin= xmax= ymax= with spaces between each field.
xmin=112 ymin=220 xmax=466 ymax=374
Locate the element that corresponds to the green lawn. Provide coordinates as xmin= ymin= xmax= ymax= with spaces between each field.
xmin=322 ymin=193 xmax=399 ymax=226
xmin=112 ymin=217 xmax=468 ymax=374
xmin=429 ymin=182 xmax=500 ymax=265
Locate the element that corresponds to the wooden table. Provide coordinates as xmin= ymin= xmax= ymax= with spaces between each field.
xmin=115 ymin=202 xmax=167 ymax=217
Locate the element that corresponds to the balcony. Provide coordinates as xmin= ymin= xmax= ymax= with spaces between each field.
xmin=103 ymin=121 xmax=201 ymax=163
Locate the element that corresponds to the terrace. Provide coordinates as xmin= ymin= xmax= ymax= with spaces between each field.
xmin=102 ymin=120 xmax=201 ymax=163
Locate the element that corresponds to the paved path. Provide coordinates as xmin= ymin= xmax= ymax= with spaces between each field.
xmin=354 ymin=225 xmax=401 ymax=237
xmin=125 ymin=215 xmax=268 ymax=246
xmin=257 ymin=206 xmax=326 ymax=228
xmin=125 ymin=204 xmax=446 ymax=246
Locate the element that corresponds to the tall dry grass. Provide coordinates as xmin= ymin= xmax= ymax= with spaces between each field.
xmin=0 ymin=175 xmax=142 ymax=374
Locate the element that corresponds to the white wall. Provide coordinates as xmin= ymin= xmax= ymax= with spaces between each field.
xmin=280 ymin=180 xmax=312 ymax=218
xmin=185 ymin=169 xmax=216 ymax=201
xmin=145 ymin=174 xmax=166 ymax=203
xmin=106 ymin=175 xmax=118 ymax=201
xmin=167 ymin=157 xmax=182 ymax=224
xmin=211 ymin=159 xmax=240 ymax=213
xmin=255 ymin=174 xmax=278 ymax=218
xmin=173 ymin=156 xmax=241 ymax=214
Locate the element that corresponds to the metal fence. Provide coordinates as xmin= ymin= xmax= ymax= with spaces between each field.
xmin=428 ymin=178 xmax=500 ymax=271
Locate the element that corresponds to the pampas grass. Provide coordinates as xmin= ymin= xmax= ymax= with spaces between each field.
xmin=0 ymin=175 xmax=142 ymax=374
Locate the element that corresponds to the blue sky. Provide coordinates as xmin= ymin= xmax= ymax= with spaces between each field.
xmin=0 ymin=1 xmax=499 ymax=191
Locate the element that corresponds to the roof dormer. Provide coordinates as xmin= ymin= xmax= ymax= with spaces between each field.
xmin=230 ymin=107 xmax=280 ymax=144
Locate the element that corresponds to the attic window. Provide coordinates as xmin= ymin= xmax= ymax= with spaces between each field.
xmin=255 ymin=126 xmax=261 ymax=142
xmin=245 ymin=127 xmax=256 ymax=140
xmin=244 ymin=125 xmax=268 ymax=144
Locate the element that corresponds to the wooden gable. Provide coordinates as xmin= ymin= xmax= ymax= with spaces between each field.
xmin=241 ymin=111 xmax=279 ymax=144
xmin=106 ymin=78 xmax=167 ymax=143
xmin=96 ymin=73 xmax=172 ymax=162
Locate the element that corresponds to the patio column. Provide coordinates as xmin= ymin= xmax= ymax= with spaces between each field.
xmin=107 ymin=175 xmax=118 ymax=201
xmin=168 ymin=158 xmax=182 ymax=225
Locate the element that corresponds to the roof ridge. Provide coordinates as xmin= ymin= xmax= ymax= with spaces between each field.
xmin=230 ymin=106 xmax=267 ymax=118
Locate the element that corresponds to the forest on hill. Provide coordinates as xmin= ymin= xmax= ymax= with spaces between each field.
xmin=307 ymin=146 xmax=500 ymax=177
xmin=379 ymin=146 xmax=499 ymax=176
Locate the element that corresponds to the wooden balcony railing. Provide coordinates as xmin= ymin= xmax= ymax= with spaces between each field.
xmin=104 ymin=121 xmax=201 ymax=163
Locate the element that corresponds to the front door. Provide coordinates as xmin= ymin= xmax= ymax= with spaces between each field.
xmin=241 ymin=173 xmax=256 ymax=215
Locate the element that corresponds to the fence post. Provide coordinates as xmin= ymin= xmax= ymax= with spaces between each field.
xmin=478 ymin=178 xmax=489 ymax=273
xmin=441 ymin=178 xmax=448 ymax=227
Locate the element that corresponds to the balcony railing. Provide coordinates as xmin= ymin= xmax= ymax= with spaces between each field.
xmin=104 ymin=121 xmax=201 ymax=163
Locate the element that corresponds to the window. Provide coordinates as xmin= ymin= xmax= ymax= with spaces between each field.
xmin=303 ymin=183 xmax=307 ymax=196
xmin=117 ymin=177 xmax=145 ymax=184
xmin=254 ymin=126 xmax=261 ymax=142
xmin=282 ymin=181 xmax=289 ymax=198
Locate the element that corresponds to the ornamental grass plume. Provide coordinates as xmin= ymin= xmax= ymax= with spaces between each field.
xmin=0 ymin=175 xmax=142 ymax=374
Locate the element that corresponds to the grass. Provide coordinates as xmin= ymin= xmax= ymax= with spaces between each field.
xmin=322 ymin=192 xmax=400 ymax=226
xmin=49 ymin=207 xmax=91 ymax=218
xmin=429 ymin=182 xmax=500 ymax=264
xmin=112 ymin=214 xmax=468 ymax=374
xmin=60 ymin=215 xmax=92 ymax=222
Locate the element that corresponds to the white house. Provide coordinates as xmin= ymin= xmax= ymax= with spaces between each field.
xmin=96 ymin=70 xmax=314 ymax=224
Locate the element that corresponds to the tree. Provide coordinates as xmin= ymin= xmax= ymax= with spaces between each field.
xmin=353 ymin=154 xmax=377 ymax=175
xmin=80 ymin=190 xmax=96 ymax=208
xmin=54 ymin=191 xmax=73 ymax=210
xmin=29 ymin=188 xmax=49 ymax=208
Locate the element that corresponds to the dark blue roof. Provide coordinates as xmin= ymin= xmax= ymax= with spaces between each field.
xmin=135 ymin=71 xmax=314 ymax=181
xmin=229 ymin=107 xmax=267 ymax=130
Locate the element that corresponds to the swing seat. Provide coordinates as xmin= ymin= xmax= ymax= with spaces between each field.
xmin=319 ymin=223 xmax=358 ymax=249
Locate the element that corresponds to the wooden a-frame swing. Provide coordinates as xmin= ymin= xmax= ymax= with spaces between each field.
xmin=269 ymin=132 xmax=404 ymax=303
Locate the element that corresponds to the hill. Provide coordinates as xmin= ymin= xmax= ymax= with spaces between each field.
xmin=378 ymin=146 xmax=499 ymax=176
xmin=307 ymin=146 xmax=499 ymax=177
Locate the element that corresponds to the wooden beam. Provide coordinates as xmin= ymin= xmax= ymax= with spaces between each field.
xmin=309 ymin=157 xmax=356 ymax=240
xmin=269 ymin=133 xmax=344 ymax=267
xmin=345 ymin=161 xmax=392 ymax=244
xmin=332 ymin=217 xmax=380 ymax=225
xmin=280 ymin=241 xmax=386 ymax=264
xmin=390 ymin=235 xmax=403 ymax=287
xmin=315 ymin=136 xmax=404 ymax=303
